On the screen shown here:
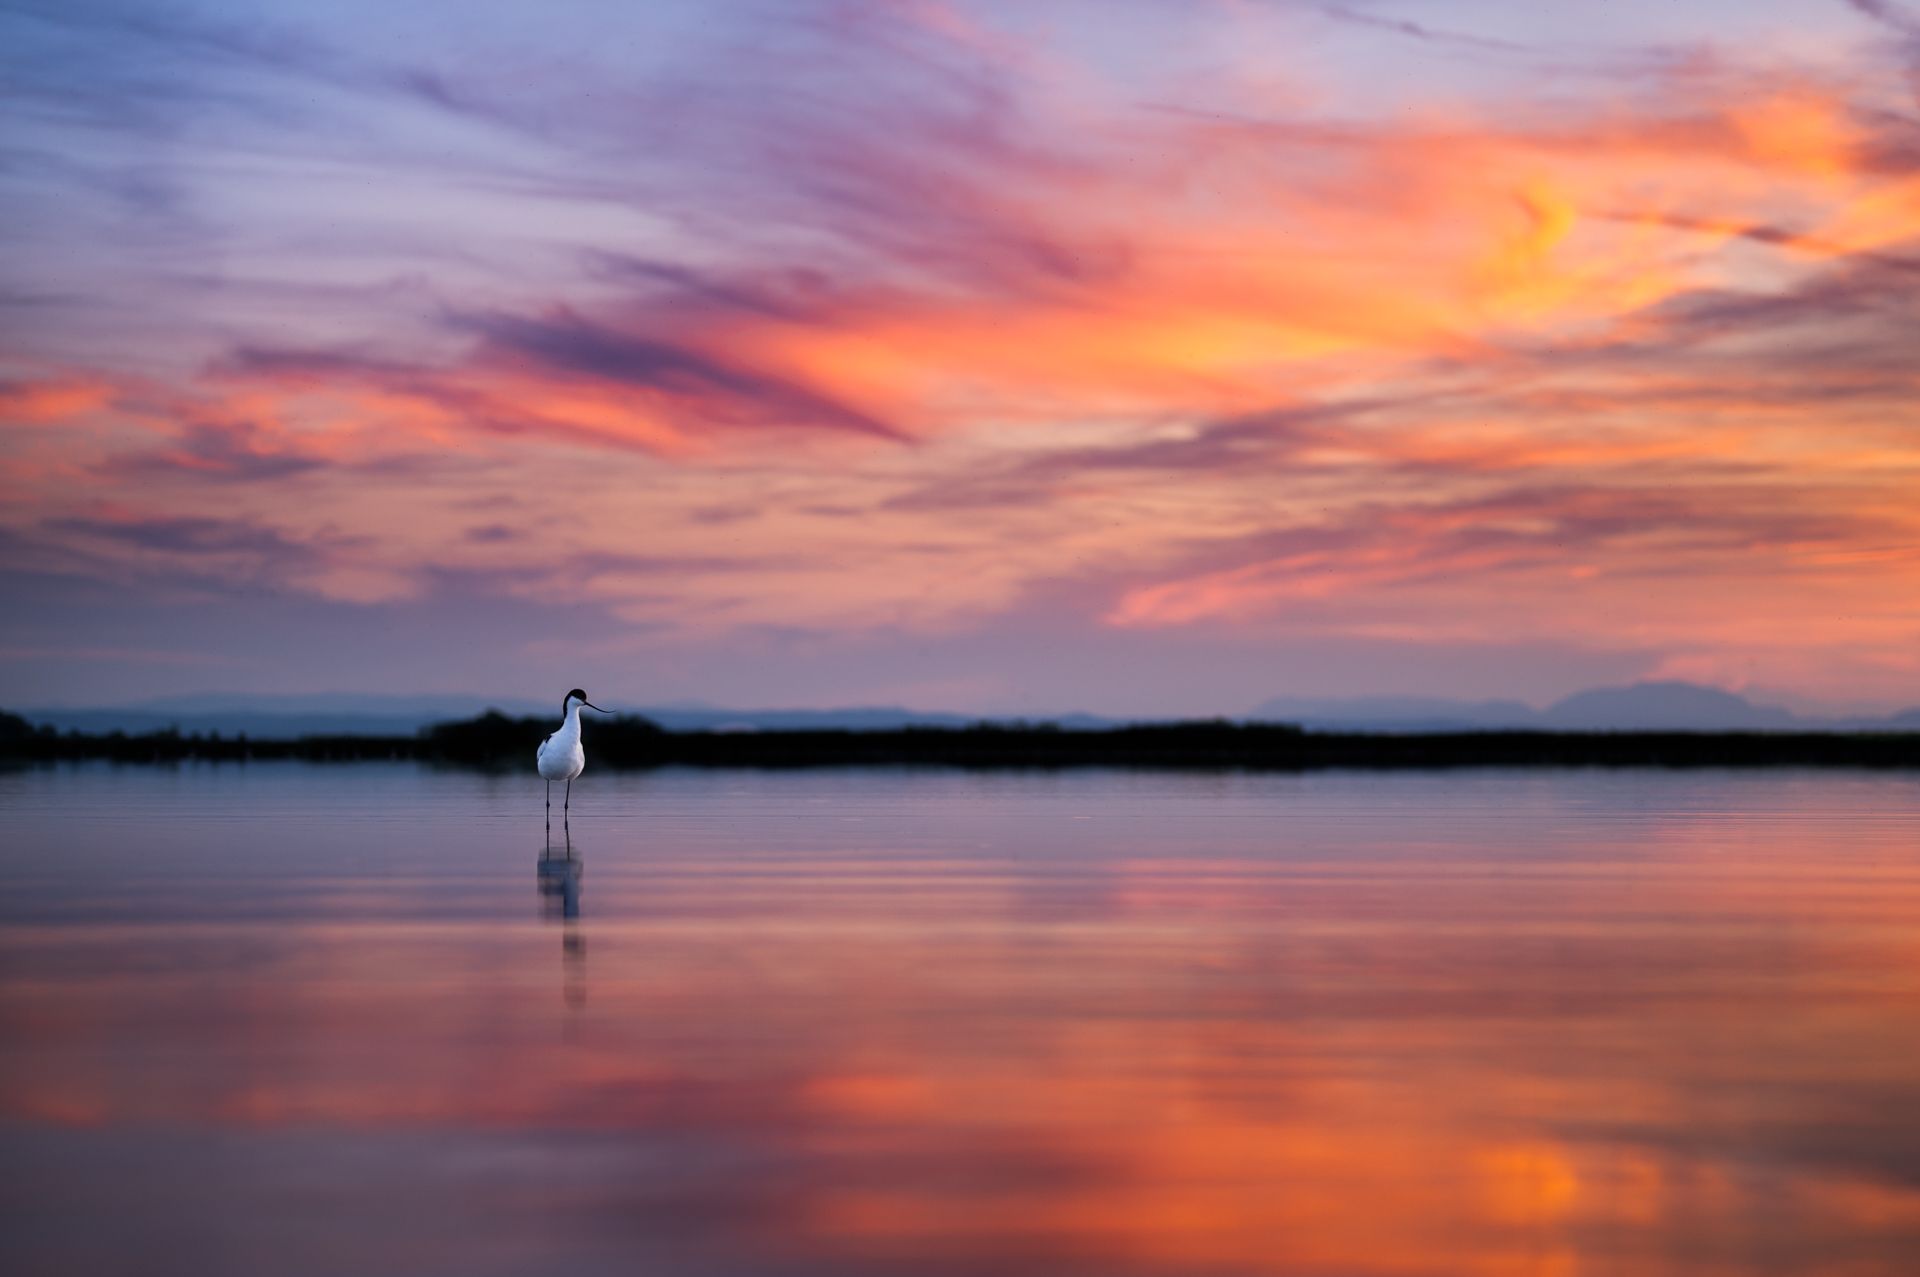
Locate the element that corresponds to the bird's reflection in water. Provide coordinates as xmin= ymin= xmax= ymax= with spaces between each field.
xmin=536 ymin=827 xmax=586 ymax=1011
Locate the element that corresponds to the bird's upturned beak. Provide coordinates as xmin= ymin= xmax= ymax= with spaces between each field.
xmin=584 ymin=701 xmax=609 ymax=713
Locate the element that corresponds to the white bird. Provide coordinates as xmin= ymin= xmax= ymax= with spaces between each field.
xmin=537 ymin=688 xmax=608 ymax=822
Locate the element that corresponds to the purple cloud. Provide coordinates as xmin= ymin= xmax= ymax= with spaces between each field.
xmin=95 ymin=422 xmax=327 ymax=483
xmin=454 ymin=309 xmax=908 ymax=441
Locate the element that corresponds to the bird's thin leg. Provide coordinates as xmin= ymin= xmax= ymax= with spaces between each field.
xmin=565 ymin=778 xmax=571 ymax=813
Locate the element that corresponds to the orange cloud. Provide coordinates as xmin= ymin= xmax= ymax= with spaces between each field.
xmin=0 ymin=374 xmax=113 ymax=423
xmin=10 ymin=22 xmax=1920 ymax=704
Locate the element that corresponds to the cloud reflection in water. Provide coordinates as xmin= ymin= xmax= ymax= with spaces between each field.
xmin=3 ymin=766 xmax=1920 ymax=1275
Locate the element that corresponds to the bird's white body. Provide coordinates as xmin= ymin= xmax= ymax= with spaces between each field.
xmin=539 ymin=690 xmax=605 ymax=822
xmin=537 ymin=700 xmax=587 ymax=781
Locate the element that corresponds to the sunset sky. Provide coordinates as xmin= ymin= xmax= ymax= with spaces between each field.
xmin=4 ymin=0 xmax=1919 ymax=715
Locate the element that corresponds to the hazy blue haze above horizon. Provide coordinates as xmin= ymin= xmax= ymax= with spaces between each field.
xmin=12 ymin=678 xmax=1920 ymax=736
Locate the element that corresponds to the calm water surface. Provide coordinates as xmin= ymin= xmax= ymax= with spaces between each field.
xmin=4 ymin=763 xmax=1920 ymax=1275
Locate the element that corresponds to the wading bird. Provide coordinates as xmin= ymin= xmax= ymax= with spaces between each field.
xmin=538 ymin=688 xmax=607 ymax=821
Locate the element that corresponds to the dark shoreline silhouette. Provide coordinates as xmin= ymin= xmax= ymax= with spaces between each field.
xmin=5 ymin=709 xmax=1920 ymax=771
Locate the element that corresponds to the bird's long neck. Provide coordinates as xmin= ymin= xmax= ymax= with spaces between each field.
xmin=557 ymin=700 xmax=583 ymax=740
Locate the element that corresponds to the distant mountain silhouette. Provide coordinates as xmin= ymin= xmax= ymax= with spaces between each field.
xmin=1540 ymin=681 xmax=1798 ymax=730
xmin=1252 ymin=681 xmax=1916 ymax=733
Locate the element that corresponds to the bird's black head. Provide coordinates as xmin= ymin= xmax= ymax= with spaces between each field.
xmin=563 ymin=688 xmax=606 ymax=715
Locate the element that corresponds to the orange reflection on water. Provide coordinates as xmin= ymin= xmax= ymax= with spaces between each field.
xmin=6 ymin=775 xmax=1920 ymax=1276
